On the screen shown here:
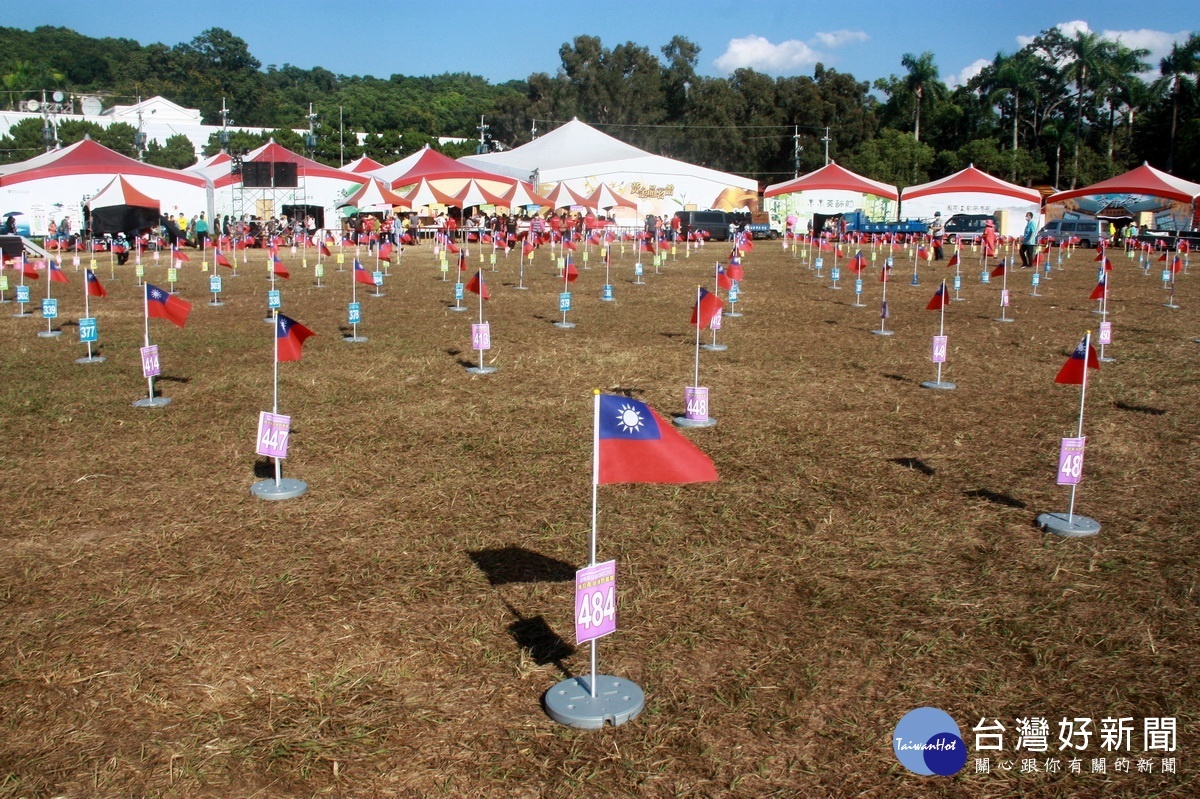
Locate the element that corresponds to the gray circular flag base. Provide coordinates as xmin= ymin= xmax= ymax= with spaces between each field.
xmin=312 ymin=283 xmax=326 ymax=288
xmin=701 ymin=343 xmax=728 ymax=351
xmin=851 ymin=301 xmax=866 ymax=307
xmin=1163 ymin=302 xmax=1179 ymax=309
xmin=673 ymin=415 xmax=717 ymax=428
xmin=829 ymin=284 xmax=843 ymax=290
xmin=1038 ymin=512 xmax=1101 ymax=537
xmin=871 ymin=329 xmax=894 ymax=336
xmin=994 ymin=317 xmax=1014 ymax=323
xmin=724 ymin=310 xmax=742 ymax=318
xmin=38 ymin=330 xmax=63 ymax=338
xmin=132 ymin=396 xmax=171 ymax=408
xmin=344 ymin=335 xmax=369 ymax=343
xmin=250 ymin=477 xmax=308 ymax=500
xmin=448 ymin=305 xmax=468 ymax=312
xmin=209 ymin=300 xmax=224 ymax=306
xmin=1091 ymin=309 xmax=1105 ymax=315
xmin=554 ymin=321 xmax=576 ymax=329
xmin=12 ymin=310 xmax=33 ymax=318
xmin=466 ymin=365 xmax=497 ymax=375
xmin=369 ymin=292 xmax=386 ymax=298
xmin=512 ymin=285 xmax=529 ymax=290
xmin=599 ymin=296 xmax=616 ymax=302
xmin=264 ymin=316 xmax=275 ymax=324
xmin=920 ymin=380 xmax=957 ymax=390
xmin=1099 ymin=355 xmax=1115 ymax=363
xmin=951 ymin=297 xmax=966 ymax=302
xmin=76 ymin=355 xmax=106 ymax=364
xmin=545 ymin=674 xmax=645 ymax=729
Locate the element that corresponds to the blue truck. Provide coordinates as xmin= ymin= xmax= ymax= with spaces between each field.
xmin=840 ymin=210 xmax=928 ymax=236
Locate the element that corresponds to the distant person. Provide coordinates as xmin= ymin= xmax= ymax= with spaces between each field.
xmin=981 ymin=219 xmax=998 ymax=259
xmin=930 ymin=211 xmax=945 ymax=260
xmin=1020 ymin=211 xmax=1036 ymax=268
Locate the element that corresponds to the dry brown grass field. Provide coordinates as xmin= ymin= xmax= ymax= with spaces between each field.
xmin=0 ymin=235 xmax=1196 ymax=798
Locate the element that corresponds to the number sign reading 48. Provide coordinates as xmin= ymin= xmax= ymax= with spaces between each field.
xmin=574 ymin=560 xmax=617 ymax=644
xmin=1057 ymin=436 xmax=1086 ymax=486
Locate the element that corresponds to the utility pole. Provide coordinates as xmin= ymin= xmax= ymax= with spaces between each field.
xmin=793 ymin=124 xmax=800 ymax=178
xmin=476 ymin=115 xmax=490 ymax=154
xmin=531 ymin=119 xmax=538 ymax=141
xmin=134 ymin=93 xmax=147 ymax=162
xmin=304 ymin=103 xmax=318 ymax=158
xmin=339 ymin=106 xmax=344 ymax=167
xmin=218 ymin=97 xmax=232 ymax=153
xmin=821 ymin=127 xmax=831 ymax=165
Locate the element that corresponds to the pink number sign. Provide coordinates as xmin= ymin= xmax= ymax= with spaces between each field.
xmin=1098 ymin=321 xmax=1112 ymax=345
xmin=931 ymin=335 xmax=948 ymax=364
xmin=574 ymin=560 xmax=617 ymax=644
xmin=139 ymin=345 xmax=161 ymax=378
xmin=684 ymin=386 xmax=709 ymax=421
xmin=471 ymin=322 xmax=491 ymax=351
xmin=1000 ymin=289 xmax=1010 ymax=307
xmin=1056 ymin=436 xmax=1086 ymax=486
xmin=709 ymin=309 xmax=722 ymax=330
xmin=256 ymin=412 xmax=292 ymax=459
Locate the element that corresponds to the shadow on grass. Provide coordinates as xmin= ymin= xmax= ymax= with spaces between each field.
xmin=506 ymin=604 xmax=575 ymax=675
xmin=964 ymin=488 xmax=1026 ymax=509
xmin=157 ymin=374 xmax=190 ymax=384
xmin=882 ymin=373 xmax=913 ymax=383
xmin=1114 ymin=400 xmax=1166 ymax=416
xmin=890 ymin=457 xmax=936 ymax=476
xmin=253 ymin=457 xmax=275 ymax=478
xmin=468 ymin=546 xmax=576 ymax=585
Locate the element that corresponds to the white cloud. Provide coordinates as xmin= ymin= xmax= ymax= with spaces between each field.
xmin=948 ymin=58 xmax=991 ymax=88
xmin=714 ymin=31 xmax=868 ymax=75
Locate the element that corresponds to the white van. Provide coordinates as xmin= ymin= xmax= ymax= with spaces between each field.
xmin=1037 ymin=218 xmax=1112 ymax=249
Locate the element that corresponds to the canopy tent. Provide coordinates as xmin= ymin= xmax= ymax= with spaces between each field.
xmin=0 ymin=137 xmax=208 ymax=236
xmin=542 ymin=182 xmax=594 ymax=210
xmin=403 ymin=178 xmax=459 ymax=209
xmin=452 ymin=179 xmax=510 ymax=211
xmin=900 ymin=164 xmax=1041 ymax=239
xmin=461 ymin=118 xmax=758 ymax=219
xmin=500 ymin=181 xmax=552 ymax=210
xmin=1046 ymin=163 xmax=1200 ymax=227
xmin=586 ymin=183 xmax=637 ymax=212
xmin=368 ymin=145 xmax=514 ymax=197
xmin=341 ymin=178 xmax=411 ymax=213
xmin=86 ymin=175 xmax=162 ymax=234
xmin=342 ymin=155 xmax=385 ymax=174
xmin=763 ymin=162 xmax=899 ymax=232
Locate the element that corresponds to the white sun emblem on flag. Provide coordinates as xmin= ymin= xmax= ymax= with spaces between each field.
xmin=615 ymin=403 xmax=644 ymax=433
xmin=150 ymin=288 xmax=163 ymax=299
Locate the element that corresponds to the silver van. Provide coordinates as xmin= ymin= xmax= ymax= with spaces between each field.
xmin=1038 ymin=218 xmax=1112 ymax=249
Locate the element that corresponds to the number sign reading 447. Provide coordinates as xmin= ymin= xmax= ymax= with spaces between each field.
xmin=1057 ymin=436 xmax=1086 ymax=486
xmin=256 ymin=411 xmax=292 ymax=459
xmin=575 ymin=560 xmax=617 ymax=644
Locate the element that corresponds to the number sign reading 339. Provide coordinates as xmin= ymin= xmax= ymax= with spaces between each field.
xmin=256 ymin=411 xmax=292 ymax=459
xmin=574 ymin=560 xmax=617 ymax=644
xmin=1056 ymin=436 xmax=1086 ymax=486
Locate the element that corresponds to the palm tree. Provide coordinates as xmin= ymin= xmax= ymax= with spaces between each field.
xmin=1098 ymin=44 xmax=1150 ymax=169
xmin=1061 ymin=30 xmax=1111 ymax=188
xmin=987 ymin=52 xmax=1039 ymax=180
xmin=900 ymin=51 xmax=944 ymax=143
xmin=1154 ymin=36 xmax=1200 ymax=172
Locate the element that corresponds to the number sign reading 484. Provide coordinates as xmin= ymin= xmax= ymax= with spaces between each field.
xmin=574 ymin=560 xmax=617 ymax=644
xmin=256 ymin=411 xmax=292 ymax=459
xmin=1057 ymin=436 xmax=1086 ymax=486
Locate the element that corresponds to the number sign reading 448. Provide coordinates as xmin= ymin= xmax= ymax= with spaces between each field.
xmin=256 ymin=411 xmax=292 ymax=459
xmin=574 ymin=560 xmax=617 ymax=644
xmin=1057 ymin=436 xmax=1086 ymax=486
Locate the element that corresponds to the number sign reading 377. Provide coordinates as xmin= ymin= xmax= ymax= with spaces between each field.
xmin=574 ymin=560 xmax=617 ymax=644
xmin=256 ymin=411 xmax=292 ymax=459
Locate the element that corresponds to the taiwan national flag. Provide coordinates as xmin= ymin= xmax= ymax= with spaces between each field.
xmin=1101 ymin=256 xmax=1113 ymax=272
xmin=1054 ymin=335 xmax=1100 ymax=384
xmin=146 ymin=283 xmax=191 ymax=328
xmin=596 ymin=394 xmax=718 ymax=485
xmin=271 ymin=252 xmax=290 ymax=279
xmin=1171 ymin=255 xmax=1184 ymax=274
xmin=847 ymin=251 xmax=867 ymax=275
xmin=716 ymin=267 xmax=733 ymax=290
xmin=563 ymin=261 xmax=579 ymax=283
xmin=378 ymin=241 xmax=393 ymax=262
xmin=926 ymin=282 xmax=948 ymax=310
xmin=319 ymin=241 xmax=332 ymax=258
xmin=880 ymin=261 xmax=892 ymax=282
xmin=171 ymin=245 xmax=190 ymax=262
xmin=276 ymin=313 xmax=315 ymax=362
xmin=690 ymin=287 xmax=724 ymax=328
xmin=726 ymin=262 xmax=745 ymax=282
xmin=458 ymin=250 xmax=468 ymax=272
xmin=522 ymin=242 xmax=536 ymax=257
xmin=947 ymin=251 xmax=960 ymax=268
xmin=917 ymin=245 xmax=932 ymax=261
xmin=19 ymin=259 xmax=39 ymax=279
xmin=1157 ymin=252 xmax=1168 ymax=262
xmin=1033 ymin=248 xmax=1047 ymax=268
xmin=990 ymin=259 xmax=1007 ymax=277
xmin=353 ymin=259 xmax=375 ymax=285
xmin=465 ymin=270 xmax=489 ymax=299
xmin=1089 ymin=275 xmax=1107 ymax=300
xmin=85 ymin=269 xmax=106 ymax=298
xmin=446 ymin=242 xmax=461 ymax=254
xmin=49 ymin=262 xmax=69 ymax=283
xmin=215 ymin=249 xmax=232 ymax=268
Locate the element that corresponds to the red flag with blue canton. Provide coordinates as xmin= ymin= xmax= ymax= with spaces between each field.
xmin=276 ymin=313 xmax=315 ymax=362
xmin=947 ymin=251 xmax=959 ymax=268
xmin=596 ymin=394 xmax=717 ymax=484
xmin=1054 ymin=335 xmax=1100 ymax=384
xmin=726 ymin=262 xmax=745 ymax=281
xmin=215 ymin=249 xmax=232 ymax=268
xmin=85 ymin=269 xmax=106 ymax=298
xmin=171 ymin=245 xmax=190 ymax=262
xmin=19 ymin=259 xmax=39 ymax=279
xmin=465 ymin=270 xmax=489 ymax=299
xmin=49 ymin=262 xmax=69 ymax=284
xmin=926 ymin=282 xmax=948 ymax=310
xmin=271 ymin=251 xmax=290 ymax=279
xmin=990 ymin=258 xmax=1007 ymax=277
xmin=690 ymin=287 xmax=724 ymax=328
xmin=1089 ymin=275 xmax=1107 ymax=300
xmin=847 ymin=251 xmax=867 ymax=275
xmin=563 ymin=260 xmax=579 ymax=283
xmin=378 ymin=241 xmax=393 ymax=262
xmin=146 ymin=283 xmax=191 ymax=328
xmin=319 ymin=241 xmax=332 ymax=258
xmin=1171 ymin=256 xmax=1184 ymax=274
xmin=716 ymin=267 xmax=733 ymax=290
xmin=353 ymin=259 xmax=375 ymax=286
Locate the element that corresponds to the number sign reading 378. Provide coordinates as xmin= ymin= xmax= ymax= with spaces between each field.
xmin=256 ymin=411 xmax=292 ymax=459
xmin=1057 ymin=436 xmax=1086 ymax=486
xmin=574 ymin=560 xmax=617 ymax=644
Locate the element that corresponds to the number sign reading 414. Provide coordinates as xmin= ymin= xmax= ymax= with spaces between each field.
xmin=575 ymin=560 xmax=617 ymax=644
xmin=256 ymin=411 xmax=292 ymax=459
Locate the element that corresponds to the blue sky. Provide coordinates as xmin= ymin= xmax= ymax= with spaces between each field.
xmin=9 ymin=1 xmax=1199 ymax=87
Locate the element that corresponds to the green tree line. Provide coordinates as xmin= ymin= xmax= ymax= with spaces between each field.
xmin=1 ymin=25 xmax=1197 ymax=190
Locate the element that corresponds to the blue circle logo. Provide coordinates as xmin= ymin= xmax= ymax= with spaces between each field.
xmin=893 ymin=707 xmax=967 ymax=776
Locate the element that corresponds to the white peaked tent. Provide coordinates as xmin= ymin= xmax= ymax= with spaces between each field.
xmin=341 ymin=178 xmax=411 ymax=213
xmin=901 ymin=164 xmax=1042 ymax=239
xmin=460 ymin=118 xmax=759 ymax=219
